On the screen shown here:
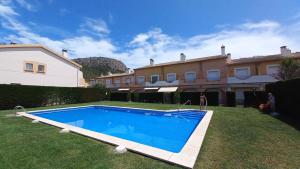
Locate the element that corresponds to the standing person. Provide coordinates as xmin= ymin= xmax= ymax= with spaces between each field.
xmin=267 ymin=93 xmax=277 ymax=114
xmin=200 ymin=93 xmax=207 ymax=110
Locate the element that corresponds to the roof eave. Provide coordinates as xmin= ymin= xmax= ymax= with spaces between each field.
xmin=134 ymin=55 xmax=227 ymax=70
xmin=0 ymin=44 xmax=82 ymax=69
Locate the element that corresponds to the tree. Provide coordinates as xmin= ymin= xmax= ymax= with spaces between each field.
xmin=278 ymin=58 xmax=300 ymax=80
xmin=91 ymin=83 xmax=106 ymax=89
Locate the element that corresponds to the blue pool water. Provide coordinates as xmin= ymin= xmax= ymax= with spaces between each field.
xmin=32 ymin=106 xmax=205 ymax=153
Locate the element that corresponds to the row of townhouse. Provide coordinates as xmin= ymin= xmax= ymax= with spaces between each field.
xmin=90 ymin=45 xmax=300 ymax=105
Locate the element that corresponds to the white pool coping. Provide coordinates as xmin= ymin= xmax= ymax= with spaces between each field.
xmin=17 ymin=105 xmax=213 ymax=168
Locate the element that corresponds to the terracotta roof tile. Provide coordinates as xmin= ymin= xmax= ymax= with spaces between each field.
xmin=228 ymin=53 xmax=300 ymax=65
xmin=134 ymin=55 xmax=228 ymax=70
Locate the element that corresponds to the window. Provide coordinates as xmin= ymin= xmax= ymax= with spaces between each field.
xmin=114 ymin=79 xmax=120 ymax=87
xmin=136 ymin=76 xmax=145 ymax=84
xmin=151 ymin=75 xmax=159 ymax=84
xmin=234 ymin=67 xmax=250 ymax=79
xmin=267 ymin=64 xmax=280 ymax=76
xmin=105 ymin=79 xmax=111 ymax=87
xmin=37 ymin=65 xmax=45 ymax=73
xmin=24 ymin=62 xmax=46 ymax=73
xmin=125 ymin=78 xmax=131 ymax=85
xmin=25 ymin=63 xmax=33 ymax=72
xmin=167 ymin=73 xmax=176 ymax=82
xmin=207 ymin=69 xmax=220 ymax=81
xmin=185 ymin=72 xmax=196 ymax=82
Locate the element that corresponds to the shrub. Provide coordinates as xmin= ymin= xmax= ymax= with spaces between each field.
xmin=133 ymin=93 xmax=139 ymax=102
xmin=265 ymin=78 xmax=300 ymax=119
xmin=278 ymin=58 xmax=300 ymax=80
xmin=205 ymin=92 xmax=219 ymax=106
xmin=244 ymin=91 xmax=268 ymax=107
xmin=173 ymin=91 xmax=180 ymax=104
xmin=110 ymin=92 xmax=128 ymax=101
xmin=0 ymin=84 xmax=108 ymax=110
xmin=226 ymin=92 xmax=236 ymax=107
xmin=138 ymin=92 xmax=163 ymax=103
xmin=127 ymin=92 xmax=131 ymax=101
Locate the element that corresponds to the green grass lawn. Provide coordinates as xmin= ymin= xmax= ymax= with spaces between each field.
xmin=0 ymin=101 xmax=299 ymax=169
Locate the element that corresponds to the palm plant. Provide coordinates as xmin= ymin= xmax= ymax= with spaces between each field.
xmin=277 ymin=58 xmax=300 ymax=80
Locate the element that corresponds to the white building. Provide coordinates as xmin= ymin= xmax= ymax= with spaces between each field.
xmin=0 ymin=44 xmax=86 ymax=87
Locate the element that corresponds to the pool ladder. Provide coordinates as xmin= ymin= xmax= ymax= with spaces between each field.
xmin=177 ymin=99 xmax=208 ymax=112
xmin=177 ymin=100 xmax=191 ymax=110
xmin=14 ymin=105 xmax=27 ymax=116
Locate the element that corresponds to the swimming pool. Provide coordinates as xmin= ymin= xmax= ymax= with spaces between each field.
xmin=18 ymin=105 xmax=213 ymax=168
xmin=32 ymin=106 xmax=204 ymax=152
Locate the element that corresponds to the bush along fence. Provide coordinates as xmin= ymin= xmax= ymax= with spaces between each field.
xmin=0 ymin=84 xmax=109 ymax=110
xmin=265 ymin=78 xmax=300 ymax=119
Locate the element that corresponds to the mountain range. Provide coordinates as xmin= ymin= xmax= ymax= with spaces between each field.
xmin=73 ymin=57 xmax=127 ymax=80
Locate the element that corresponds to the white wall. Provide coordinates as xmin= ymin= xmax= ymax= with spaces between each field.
xmin=0 ymin=47 xmax=84 ymax=87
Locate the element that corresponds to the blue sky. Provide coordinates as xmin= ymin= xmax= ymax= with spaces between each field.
xmin=1 ymin=0 xmax=300 ymax=68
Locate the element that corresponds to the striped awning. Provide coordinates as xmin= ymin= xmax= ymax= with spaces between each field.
xmin=158 ymin=87 xmax=178 ymax=93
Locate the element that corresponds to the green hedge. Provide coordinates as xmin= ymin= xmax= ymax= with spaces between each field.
xmin=226 ymin=92 xmax=236 ymax=107
xmin=0 ymin=84 xmax=108 ymax=110
xmin=265 ymin=78 xmax=300 ymax=119
xmin=110 ymin=92 xmax=128 ymax=101
xmin=244 ymin=91 xmax=268 ymax=107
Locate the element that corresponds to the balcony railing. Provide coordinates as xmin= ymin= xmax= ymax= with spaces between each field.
xmin=227 ymin=75 xmax=278 ymax=84
xmin=105 ymin=83 xmax=134 ymax=88
xmin=145 ymin=80 xmax=179 ymax=87
xmin=102 ymin=78 xmax=225 ymax=88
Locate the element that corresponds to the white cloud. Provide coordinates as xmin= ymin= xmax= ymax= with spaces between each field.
xmin=79 ymin=17 xmax=110 ymax=37
xmin=63 ymin=36 xmax=116 ymax=57
xmin=241 ymin=20 xmax=280 ymax=30
xmin=0 ymin=0 xmax=12 ymax=5
xmin=130 ymin=33 xmax=149 ymax=45
xmin=0 ymin=3 xmax=18 ymax=16
xmin=1 ymin=1 xmax=300 ymax=69
xmin=123 ymin=20 xmax=300 ymax=67
xmin=15 ymin=0 xmax=37 ymax=11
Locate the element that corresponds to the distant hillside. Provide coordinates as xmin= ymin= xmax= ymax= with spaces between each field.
xmin=73 ymin=57 xmax=127 ymax=80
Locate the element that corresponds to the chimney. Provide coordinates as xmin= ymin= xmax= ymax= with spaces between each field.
xmin=280 ymin=46 xmax=286 ymax=55
xmin=227 ymin=53 xmax=231 ymax=62
xmin=286 ymin=48 xmax=291 ymax=55
xmin=150 ymin=59 xmax=154 ymax=66
xmin=280 ymin=46 xmax=292 ymax=56
xmin=126 ymin=68 xmax=130 ymax=74
xmin=62 ymin=49 xmax=68 ymax=58
xmin=221 ymin=45 xmax=226 ymax=56
xmin=108 ymin=72 xmax=112 ymax=75
xmin=180 ymin=53 xmax=186 ymax=61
